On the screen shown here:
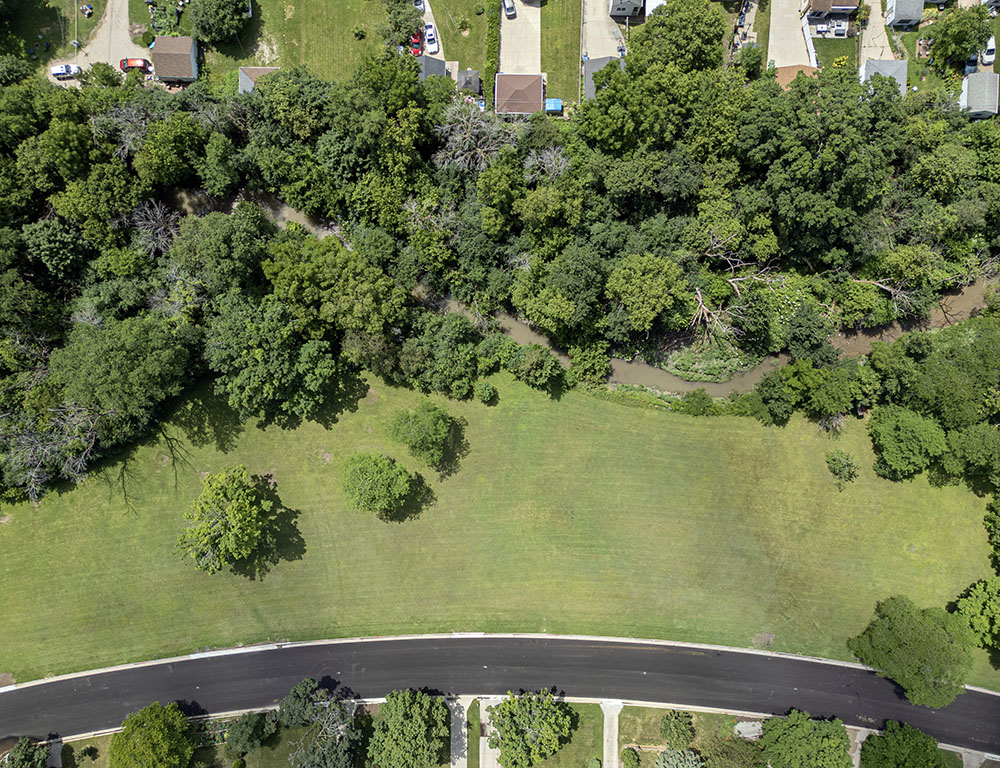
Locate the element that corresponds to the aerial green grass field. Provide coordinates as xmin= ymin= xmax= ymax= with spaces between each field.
xmin=540 ymin=0 xmax=581 ymax=102
xmin=5 ymin=0 xmax=106 ymax=64
xmin=0 ymin=374 xmax=996 ymax=688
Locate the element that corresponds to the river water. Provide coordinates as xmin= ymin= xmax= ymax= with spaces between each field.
xmin=168 ymin=189 xmax=994 ymax=396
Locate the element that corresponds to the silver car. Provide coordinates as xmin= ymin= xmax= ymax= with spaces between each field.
xmin=503 ymin=0 xmax=515 ymax=17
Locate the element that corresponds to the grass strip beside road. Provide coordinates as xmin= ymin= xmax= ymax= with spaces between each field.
xmin=0 ymin=374 xmax=996 ymax=688
xmin=467 ymin=699 xmax=481 ymax=768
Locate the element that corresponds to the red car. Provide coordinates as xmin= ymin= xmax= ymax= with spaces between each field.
xmin=119 ymin=57 xmax=151 ymax=72
xmin=408 ymin=32 xmax=422 ymax=56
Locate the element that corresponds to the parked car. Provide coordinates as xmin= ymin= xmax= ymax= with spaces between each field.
xmin=965 ymin=53 xmax=980 ymax=74
xmin=738 ymin=12 xmax=746 ymax=26
xmin=424 ymin=22 xmax=439 ymax=54
xmin=413 ymin=0 xmax=424 ymax=11
xmin=982 ymin=35 xmax=996 ymax=65
xmin=50 ymin=63 xmax=81 ymax=80
xmin=409 ymin=32 xmax=422 ymax=55
xmin=502 ymin=0 xmax=515 ymax=17
xmin=119 ymin=57 xmax=151 ymax=72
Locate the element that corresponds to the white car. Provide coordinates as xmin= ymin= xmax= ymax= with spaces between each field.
xmin=982 ymin=35 xmax=996 ymax=65
xmin=50 ymin=63 xmax=81 ymax=80
xmin=502 ymin=0 xmax=515 ymax=17
xmin=412 ymin=0 xmax=424 ymax=11
xmin=424 ymin=23 xmax=439 ymax=55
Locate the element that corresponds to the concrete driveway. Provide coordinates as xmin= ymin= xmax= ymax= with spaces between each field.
xmin=583 ymin=0 xmax=623 ymax=60
xmin=859 ymin=0 xmax=892 ymax=65
xmin=768 ymin=0 xmax=810 ymax=67
xmin=499 ymin=0 xmax=541 ymax=73
xmin=422 ymin=0 xmax=446 ymax=61
xmin=46 ymin=0 xmax=149 ymax=84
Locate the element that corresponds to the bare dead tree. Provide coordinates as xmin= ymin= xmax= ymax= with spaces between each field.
xmin=433 ymin=102 xmax=518 ymax=174
xmin=132 ymin=199 xmax=181 ymax=256
xmin=0 ymin=405 xmax=105 ymax=501
xmin=523 ymin=147 xmax=570 ymax=184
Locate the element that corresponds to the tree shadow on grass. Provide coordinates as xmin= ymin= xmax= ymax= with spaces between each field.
xmin=205 ymin=0 xmax=264 ymax=63
xmin=379 ymin=472 xmax=436 ymax=523
xmin=170 ymin=384 xmax=245 ymax=454
xmin=229 ymin=477 xmax=306 ymax=580
xmin=436 ymin=416 xmax=470 ymax=479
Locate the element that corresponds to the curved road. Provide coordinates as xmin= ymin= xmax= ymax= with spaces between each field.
xmin=2 ymin=636 xmax=999 ymax=753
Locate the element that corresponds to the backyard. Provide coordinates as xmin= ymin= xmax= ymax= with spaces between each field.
xmin=0 ymin=374 xmax=996 ymax=687
xmin=541 ymin=0 xmax=581 ymax=102
xmin=432 ymin=0 xmax=489 ymax=73
xmin=813 ymin=35 xmax=857 ymax=70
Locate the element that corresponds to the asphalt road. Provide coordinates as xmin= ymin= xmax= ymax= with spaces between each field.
xmin=2 ymin=637 xmax=999 ymax=753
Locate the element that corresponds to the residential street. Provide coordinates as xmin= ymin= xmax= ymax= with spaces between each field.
xmin=767 ymin=0 xmax=810 ymax=67
xmin=583 ymin=0 xmax=623 ymax=60
xmin=2 ymin=636 xmax=1000 ymax=755
xmin=499 ymin=0 xmax=541 ymax=73
xmin=859 ymin=0 xmax=893 ymax=65
xmin=46 ymin=0 xmax=148 ymax=83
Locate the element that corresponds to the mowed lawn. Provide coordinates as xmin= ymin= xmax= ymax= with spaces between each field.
xmin=432 ymin=0 xmax=488 ymax=72
xmin=541 ymin=0 xmax=581 ymax=102
xmin=0 ymin=374 xmax=996 ymax=687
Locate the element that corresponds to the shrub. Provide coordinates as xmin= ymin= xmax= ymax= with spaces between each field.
xmin=231 ymin=760 xmax=246 ymax=768
xmin=825 ymin=450 xmax=859 ymax=491
xmin=622 ymin=747 xmax=640 ymax=768
xmin=341 ymin=453 xmax=413 ymax=520
xmin=141 ymin=30 xmax=155 ymax=47
xmin=506 ymin=343 xmax=562 ymax=389
xmin=389 ymin=401 xmax=455 ymax=469
xmin=569 ymin=341 xmax=611 ymax=386
xmin=660 ymin=710 xmax=694 ymax=749
xmin=458 ymin=16 xmax=470 ymax=30
xmin=474 ymin=380 xmax=498 ymax=404
xmin=352 ymin=24 xmax=366 ymax=39
xmin=655 ymin=749 xmax=703 ymax=768
xmin=674 ymin=389 xmax=721 ymax=416
xmin=474 ymin=2 xmax=485 ymax=12
xmin=484 ymin=0 xmax=500 ymax=103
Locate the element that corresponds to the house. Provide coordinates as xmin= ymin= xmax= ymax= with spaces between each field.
xmin=494 ymin=73 xmax=544 ymax=115
xmin=456 ymin=68 xmax=481 ymax=94
xmin=609 ymin=0 xmax=642 ymax=16
xmin=886 ymin=0 xmax=922 ymax=26
xmin=416 ymin=55 xmax=448 ymax=80
xmin=151 ymin=36 xmax=198 ymax=82
xmin=960 ymin=70 xmax=999 ymax=118
xmin=805 ymin=0 xmax=858 ymax=18
xmin=860 ymin=58 xmax=907 ymax=96
xmin=583 ymin=56 xmax=624 ymax=99
xmin=237 ymin=66 xmax=278 ymax=94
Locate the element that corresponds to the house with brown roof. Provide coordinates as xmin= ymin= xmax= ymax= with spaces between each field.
xmin=151 ymin=36 xmax=198 ymax=83
xmin=494 ymin=73 xmax=544 ymax=116
xmin=238 ymin=66 xmax=278 ymax=94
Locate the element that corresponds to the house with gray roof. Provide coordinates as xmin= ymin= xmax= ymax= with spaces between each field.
xmin=583 ymin=56 xmax=624 ymax=100
xmin=456 ymin=69 xmax=481 ymax=94
xmin=886 ymin=0 xmax=921 ymax=26
xmin=151 ymin=36 xmax=198 ymax=82
xmin=416 ymin=55 xmax=448 ymax=81
xmin=960 ymin=70 xmax=999 ymax=119
xmin=860 ymin=58 xmax=907 ymax=96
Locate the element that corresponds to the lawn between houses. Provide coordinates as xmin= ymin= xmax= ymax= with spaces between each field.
xmin=0 ymin=374 xmax=996 ymax=688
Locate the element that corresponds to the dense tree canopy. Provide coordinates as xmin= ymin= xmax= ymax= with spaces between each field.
xmin=109 ymin=702 xmax=196 ymax=768
xmin=848 ymin=595 xmax=975 ymax=708
xmin=367 ymin=689 xmax=450 ymax=768
xmin=760 ymin=709 xmax=852 ymax=768
xmin=487 ymin=690 xmax=573 ymax=768
xmin=859 ymin=721 xmax=953 ymax=768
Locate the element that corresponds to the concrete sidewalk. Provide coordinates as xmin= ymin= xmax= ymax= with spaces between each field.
xmin=601 ymin=701 xmax=623 ymax=768
xmin=499 ymin=0 xmax=542 ymax=73
xmin=480 ymin=698 xmax=502 ymax=768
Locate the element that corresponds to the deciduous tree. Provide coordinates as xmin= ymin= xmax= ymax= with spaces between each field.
xmin=109 ymin=702 xmax=196 ymax=768
xmin=487 ymin=690 xmax=573 ymax=768
xmin=760 ymin=709 xmax=851 ymax=768
xmin=367 ymin=689 xmax=449 ymax=768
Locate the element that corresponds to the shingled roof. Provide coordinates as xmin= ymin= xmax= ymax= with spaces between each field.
xmin=151 ymin=36 xmax=196 ymax=81
xmin=495 ymin=73 xmax=544 ymax=115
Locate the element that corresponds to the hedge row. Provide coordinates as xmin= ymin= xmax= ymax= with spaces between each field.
xmin=484 ymin=0 xmax=499 ymax=104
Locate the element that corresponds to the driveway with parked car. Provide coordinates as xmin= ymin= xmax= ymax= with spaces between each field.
xmin=45 ymin=0 xmax=150 ymax=84
xmin=420 ymin=0 xmax=445 ymax=61
xmin=499 ymin=0 xmax=541 ymax=73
